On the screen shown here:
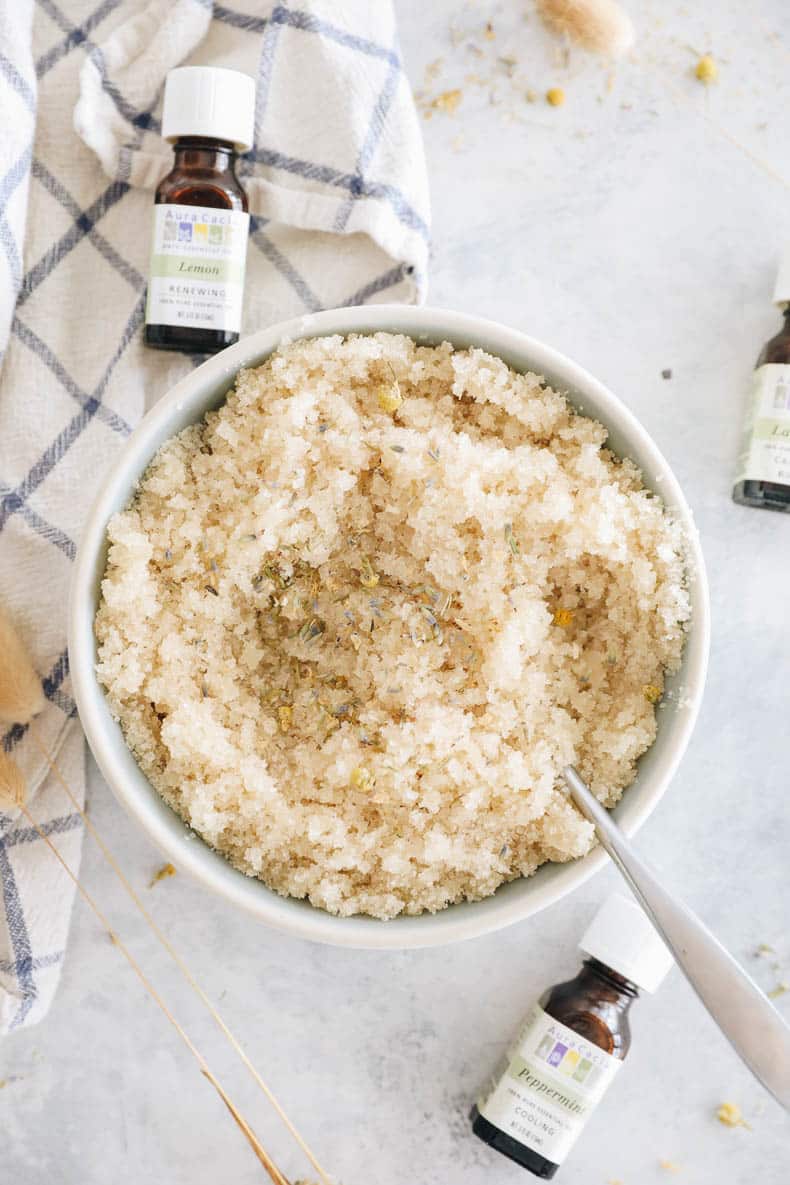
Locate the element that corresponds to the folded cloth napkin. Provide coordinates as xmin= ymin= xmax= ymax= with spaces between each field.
xmin=0 ymin=0 xmax=429 ymax=1032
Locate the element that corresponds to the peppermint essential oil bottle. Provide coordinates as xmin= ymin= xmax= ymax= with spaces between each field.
xmin=144 ymin=66 xmax=255 ymax=355
xmin=733 ymin=257 xmax=790 ymax=509
xmin=471 ymin=895 xmax=673 ymax=1178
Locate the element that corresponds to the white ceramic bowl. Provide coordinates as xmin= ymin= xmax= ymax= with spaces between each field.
xmin=69 ymin=306 xmax=709 ymax=949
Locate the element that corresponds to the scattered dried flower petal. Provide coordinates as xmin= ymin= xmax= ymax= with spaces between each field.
xmin=149 ymin=863 xmax=176 ymax=888
xmin=424 ymin=57 xmax=443 ymax=84
xmin=433 ymin=89 xmax=463 ymax=115
xmin=546 ymin=86 xmax=566 ymax=106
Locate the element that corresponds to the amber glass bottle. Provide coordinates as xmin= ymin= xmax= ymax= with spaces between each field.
xmin=733 ymin=287 xmax=790 ymax=510
xmin=144 ymin=67 xmax=255 ymax=355
xmin=471 ymin=895 xmax=672 ymax=1178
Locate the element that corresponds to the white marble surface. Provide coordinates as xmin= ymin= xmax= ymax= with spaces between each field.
xmin=4 ymin=1 xmax=790 ymax=1181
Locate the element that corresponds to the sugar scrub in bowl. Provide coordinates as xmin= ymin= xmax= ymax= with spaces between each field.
xmin=71 ymin=306 xmax=709 ymax=946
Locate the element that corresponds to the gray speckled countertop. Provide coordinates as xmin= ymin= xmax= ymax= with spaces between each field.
xmin=3 ymin=2 xmax=790 ymax=1181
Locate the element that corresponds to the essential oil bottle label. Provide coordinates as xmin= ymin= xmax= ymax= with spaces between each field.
xmin=735 ymin=363 xmax=790 ymax=486
xmin=477 ymin=1003 xmax=622 ymax=1166
xmin=145 ymin=204 xmax=249 ymax=333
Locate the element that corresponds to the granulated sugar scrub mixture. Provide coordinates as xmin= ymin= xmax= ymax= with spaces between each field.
xmin=95 ymin=333 xmax=690 ymax=919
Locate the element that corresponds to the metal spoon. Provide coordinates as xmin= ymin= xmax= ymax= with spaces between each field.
xmin=563 ymin=765 xmax=790 ymax=1112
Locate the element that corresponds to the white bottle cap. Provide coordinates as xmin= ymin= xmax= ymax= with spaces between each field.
xmin=773 ymin=252 xmax=790 ymax=307
xmin=162 ymin=66 xmax=255 ymax=152
xmin=579 ymin=893 xmax=674 ymax=993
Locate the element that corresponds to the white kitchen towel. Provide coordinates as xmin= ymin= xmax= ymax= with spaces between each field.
xmin=0 ymin=1 xmax=36 ymax=362
xmin=0 ymin=0 xmax=429 ymax=1032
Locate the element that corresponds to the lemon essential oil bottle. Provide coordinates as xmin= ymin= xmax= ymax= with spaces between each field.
xmin=144 ymin=66 xmax=255 ymax=355
xmin=471 ymin=895 xmax=673 ymax=1178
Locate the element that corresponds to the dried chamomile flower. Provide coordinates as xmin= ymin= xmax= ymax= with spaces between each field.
xmin=695 ymin=54 xmax=718 ymax=84
xmin=716 ymin=1101 xmax=748 ymax=1128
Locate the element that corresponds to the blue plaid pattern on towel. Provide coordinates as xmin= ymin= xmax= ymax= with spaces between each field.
xmin=0 ymin=0 xmax=429 ymax=1031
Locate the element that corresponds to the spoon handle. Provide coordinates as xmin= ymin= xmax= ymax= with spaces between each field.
xmin=563 ymin=765 xmax=790 ymax=1112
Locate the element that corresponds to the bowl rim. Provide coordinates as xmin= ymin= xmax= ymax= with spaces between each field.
xmin=68 ymin=304 xmax=710 ymax=949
